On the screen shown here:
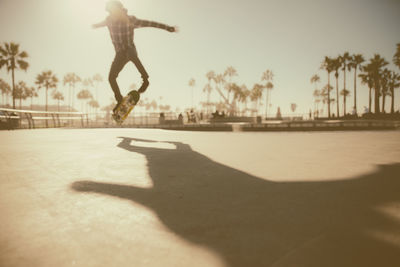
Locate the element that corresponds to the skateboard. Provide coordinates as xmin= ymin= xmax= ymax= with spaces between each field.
xmin=112 ymin=90 xmax=140 ymax=124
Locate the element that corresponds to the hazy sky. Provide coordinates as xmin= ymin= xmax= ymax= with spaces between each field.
xmin=0 ymin=0 xmax=399 ymax=114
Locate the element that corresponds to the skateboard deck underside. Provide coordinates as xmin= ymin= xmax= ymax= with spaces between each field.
xmin=112 ymin=91 xmax=140 ymax=124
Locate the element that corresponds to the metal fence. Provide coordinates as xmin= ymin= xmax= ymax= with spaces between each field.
xmin=0 ymin=108 xmax=185 ymax=129
xmin=0 ymin=108 xmax=86 ymax=129
xmin=2 ymin=107 xmax=399 ymax=131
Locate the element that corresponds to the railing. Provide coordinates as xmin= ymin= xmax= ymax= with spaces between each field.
xmin=0 ymin=108 xmax=87 ymax=129
xmin=2 ymin=107 xmax=399 ymax=131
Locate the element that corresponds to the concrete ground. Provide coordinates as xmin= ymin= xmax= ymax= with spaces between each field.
xmin=1 ymin=128 xmax=400 ymax=267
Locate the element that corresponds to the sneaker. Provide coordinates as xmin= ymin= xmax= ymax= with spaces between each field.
xmin=113 ymin=99 xmax=122 ymax=113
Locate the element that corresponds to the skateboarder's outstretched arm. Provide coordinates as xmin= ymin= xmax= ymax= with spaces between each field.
xmin=92 ymin=20 xmax=107 ymax=29
xmin=131 ymin=16 xmax=177 ymax=32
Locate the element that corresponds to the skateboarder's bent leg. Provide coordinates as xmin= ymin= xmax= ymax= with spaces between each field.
xmin=127 ymin=47 xmax=150 ymax=94
xmin=109 ymin=51 xmax=129 ymax=104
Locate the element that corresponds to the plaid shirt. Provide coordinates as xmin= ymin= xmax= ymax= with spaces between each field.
xmin=107 ymin=16 xmax=172 ymax=53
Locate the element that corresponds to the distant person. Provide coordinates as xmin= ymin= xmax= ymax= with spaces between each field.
xmin=92 ymin=0 xmax=177 ymax=112
xmin=276 ymin=107 xmax=282 ymax=120
xmin=212 ymin=110 xmax=219 ymax=119
xmin=189 ymin=109 xmax=196 ymax=123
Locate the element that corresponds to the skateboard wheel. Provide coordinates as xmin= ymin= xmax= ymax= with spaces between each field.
xmin=128 ymin=90 xmax=140 ymax=103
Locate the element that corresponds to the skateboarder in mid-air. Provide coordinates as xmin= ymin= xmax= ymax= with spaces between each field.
xmin=92 ymin=0 xmax=177 ymax=112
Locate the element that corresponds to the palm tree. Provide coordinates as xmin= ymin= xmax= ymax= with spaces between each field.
xmin=77 ymin=89 xmax=93 ymax=113
xmin=339 ymin=52 xmax=352 ymax=116
xmin=206 ymin=71 xmax=216 ymax=83
xmin=359 ymin=65 xmax=374 ymax=113
xmin=250 ymin=83 xmax=263 ymax=115
xmin=331 ymin=57 xmax=341 ymax=117
xmin=203 ymin=84 xmax=212 ymax=114
xmin=368 ymin=54 xmax=389 ymax=114
xmin=0 ymin=42 xmax=29 ymax=109
xmin=14 ymin=81 xmax=28 ymax=109
xmin=205 ymin=71 xmax=217 ymax=109
xmin=264 ymin=82 xmax=273 ymax=118
xmin=240 ymin=85 xmax=251 ymax=116
xmin=148 ymin=100 xmax=158 ymax=112
xmin=310 ymin=74 xmax=320 ymax=89
xmin=380 ymin=69 xmax=391 ymax=113
xmin=63 ymin=73 xmax=81 ymax=112
xmin=224 ymin=66 xmax=238 ymax=102
xmin=25 ymin=86 xmax=38 ymax=110
xmin=310 ymin=75 xmax=321 ymax=115
xmin=388 ymin=71 xmax=400 ymax=114
xmin=394 ymin=43 xmax=400 ymax=70
xmin=52 ymin=91 xmax=64 ymax=112
xmin=340 ymin=89 xmax=351 ymax=115
xmin=92 ymin=73 xmax=103 ymax=103
xmin=261 ymin=70 xmax=274 ymax=118
xmin=214 ymin=73 xmax=228 ymax=106
xmin=82 ymin=78 xmax=94 ymax=97
xmin=188 ymin=78 xmax=196 ymax=108
xmin=320 ymin=84 xmax=335 ymax=117
xmin=0 ymin=78 xmax=11 ymax=106
xmin=330 ymin=98 xmax=337 ymax=117
xmin=350 ymin=54 xmax=365 ymax=115
xmin=321 ymin=56 xmax=334 ymax=118
xmin=36 ymin=71 xmax=59 ymax=112
xmin=88 ymin=99 xmax=100 ymax=114
xmin=229 ymin=82 xmax=243 ymax=115
xmin=313 ymin=89 xmax=321 ymax=116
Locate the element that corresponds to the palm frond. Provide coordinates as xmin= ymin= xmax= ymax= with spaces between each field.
xmin=18 ymin=51 xmax=28 ymax=58
xmin=17 ymin=60 xmax=29 ymax=71
xmin=9 ymin=43 xmax=19 ymax=56
xmin=0 ymin=45 xmax=7 ymax=56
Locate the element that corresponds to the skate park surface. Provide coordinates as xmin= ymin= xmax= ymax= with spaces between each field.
xmin=1 ymin=128 xmax=400 ymax=267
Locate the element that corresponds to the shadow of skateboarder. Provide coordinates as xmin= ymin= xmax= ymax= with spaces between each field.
xmin=72 ymin=137 xmax=400 ymax=267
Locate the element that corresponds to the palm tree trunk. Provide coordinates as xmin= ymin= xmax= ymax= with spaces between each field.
xmin=72 ymin=86 xmax=75 ymax=111
xmin=354 ymin=68 xmax=357 ymax=115
xmin=382 ymin=94 xmax=386 ymax=113
xmin=374 ymin=84 xmax=380 ymax=114
xmin=69 ymin=85 xmax=72 ymax=112
xmin=336 ymin=76 xmax=339 ymax=117
xmin=369 ymin=87 xmax=372 ymax=112
xmin=390 ymin=88 xmax=395 ymax=114
xmin=327 ymin=72 xmax=331 ymax=118
xmin=207 ymin=92 xmax=210 ymax=115
xmin=45 ymin=86 xmax=49 ymax=127
xmin=265 ymin=90 xmax=269 ymax=118
xmin=11 ymin=68 xmax=16 ymax=109
xmin=343 ymin=69 xmax=346 ymax=116
xmin=46 ymin=87 xmax=48 ymax=112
